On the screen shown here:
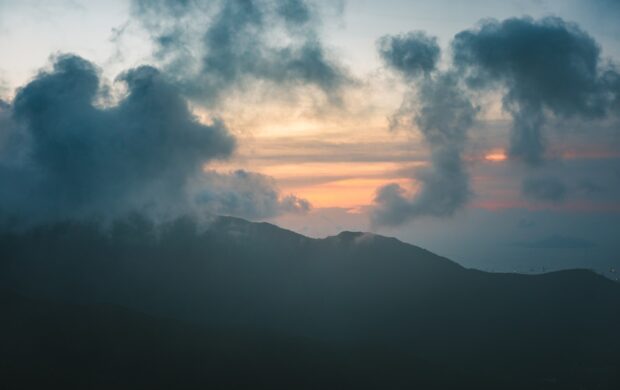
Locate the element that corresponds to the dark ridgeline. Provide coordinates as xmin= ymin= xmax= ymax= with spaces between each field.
xmin=1 ymin=215 xmax=619 ymax=389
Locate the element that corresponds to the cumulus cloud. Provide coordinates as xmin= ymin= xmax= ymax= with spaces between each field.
xmin=0 ymin=55 xmax=309 ymax=225
xmin=377 ymin=31 xmax=440 ymax=78
xmin=131 ymin=0 xmax=350 ymax=105
xmin=453 ymin=16 xmax=620 ymax=166
xmin=372 ymin=32 xmax=476 ymax=226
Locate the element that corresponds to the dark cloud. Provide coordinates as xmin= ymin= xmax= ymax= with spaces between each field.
xmin=522 ymin=176 xmax=568 ymax=203
xmin=0 ymin=99 xmax=11 ymax=148
xmin=0 ymin=99 xmax=29 ymax=166
xmin=513 ymin=235 xmax=595 ymax=249
xmin=372 ymin=72 xmax=476 ymax=226
xmin=1 ymin=54 xmax=231 ymax=221
xmin=131 ymin=0 xmax=350 ymax=105
xmin=276 ymin=0 xmax=312 ymax=25
xmin=0 ymin=54 xmax=309 ymax=225
xmin=453 ymin=16 xmax=620 ymax=166
xmin=377 ymin=31 xmax=440 ymax=78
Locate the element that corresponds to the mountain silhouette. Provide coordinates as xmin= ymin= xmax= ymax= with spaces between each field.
xmin=1 ymin=215 xmax=619 ymax=389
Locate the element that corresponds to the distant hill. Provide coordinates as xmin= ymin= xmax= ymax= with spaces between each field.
xmin=1 ymin=215 xmax=619 ymax=388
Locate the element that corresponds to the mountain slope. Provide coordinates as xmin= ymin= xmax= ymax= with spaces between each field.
xmin=0 ymin=288 xmax=507 ymax=389
xmin=1 ymin=215 xmax=619 ymax=388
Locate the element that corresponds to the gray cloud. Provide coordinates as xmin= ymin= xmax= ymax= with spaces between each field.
xmin=377 ymin=31 xmax=440 ymax=78
xmin=131 ymin=0 xmax=350 ymax=105
xmin=453 ymin=16 xmax=619 ymax=166
xmin=372 ymin=32 xmax=477 ymax=226
xmin=0 ymin=99 xmax=12 ymax=152
xmin=0 ymin=99 xmax=29 ymax=168
xmin=372 ymin=71 xmax=476 ymax=226
xmin=522 ymin=176 xmax=568 ymax=203
xmin=0 ymin=54 xmax=309 ymax=225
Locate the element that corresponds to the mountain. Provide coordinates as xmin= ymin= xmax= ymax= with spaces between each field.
xmin=0 ymin=288 xmax=504 ymax=389
xmin=1 ymin=215 xmax=619 ymax=388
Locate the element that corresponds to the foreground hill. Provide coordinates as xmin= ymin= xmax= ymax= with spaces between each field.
xmin=1 ymin=288 xmax=506 ymax=389
xmin=1 ymin=215 xmax=619 ymax=388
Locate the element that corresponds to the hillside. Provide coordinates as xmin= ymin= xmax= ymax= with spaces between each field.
xmin=1 ymin=215 xmax=619 ymax=388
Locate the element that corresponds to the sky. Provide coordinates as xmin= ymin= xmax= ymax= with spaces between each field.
xmin=0 ymin=0 xmax=619 ymax=275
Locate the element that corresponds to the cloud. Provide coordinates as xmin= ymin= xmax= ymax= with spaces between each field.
xmin=513 ymin=235 xmax=595 ymax=249
xmin=522 ymin=176 xmax=568 ymax=203
xmin=131 ymin=0 xmax=350 ymax=105
xmin=192 ymin=170 xmax=311 ymax=219
xmin=452 ymin=16 xmax=620 ymax=166
xmin=377 ymin=31 xmax=440 ymax=78
xmin=0 ymin=54 xmax=309 ymax=225
xmin=372 ymin=71 xmax=476 ymax=226
xmin=372 ymin=30 xmax=478 ymax=226
xmin=0 ymin=100 xmax=13 ymax=153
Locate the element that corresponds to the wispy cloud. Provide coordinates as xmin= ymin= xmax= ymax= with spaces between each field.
xmin=131 ymin=0 xmax=352 ymax=106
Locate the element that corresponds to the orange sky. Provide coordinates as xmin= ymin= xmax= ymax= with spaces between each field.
xmin=200 ymin=102 xmax=620 ymax=212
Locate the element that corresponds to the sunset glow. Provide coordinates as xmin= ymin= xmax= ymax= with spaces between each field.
xmin=484 ymin=151 xmax=508 ymax=162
